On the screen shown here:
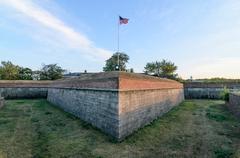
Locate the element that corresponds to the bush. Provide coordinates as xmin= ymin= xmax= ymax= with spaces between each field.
xmin=220 ymin=86 xmax=229 ymax=101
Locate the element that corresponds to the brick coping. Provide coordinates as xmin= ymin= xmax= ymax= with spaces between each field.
xmin=0 ymin=72 xmax=183 ymax=91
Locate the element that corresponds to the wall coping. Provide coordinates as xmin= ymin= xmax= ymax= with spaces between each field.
xmin=184 ymin=82 xmax=240 ymax=88
xmin=0 ymin=80 xmax=52 ymax=88
xmin=51 ymin=72 xmax=183 ymax=90
xmin=50 ymin=87 xmax=182 ymax=92
xmin=0 ymin=72 xmax=183 ymax=91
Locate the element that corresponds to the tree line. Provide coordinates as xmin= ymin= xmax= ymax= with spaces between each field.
xmin=103 ymin=52 xmax=182 ymax=81
xmin=0 ymin=61 xmax=65 ymax=80
xmin=0 ymin=52 xmax=181 ymax=81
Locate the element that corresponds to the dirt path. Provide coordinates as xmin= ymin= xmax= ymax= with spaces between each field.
xmin=189 ymin=104 xmax=214 ymax=158
xmin=7 ymin=104 xmax=33 ymax=158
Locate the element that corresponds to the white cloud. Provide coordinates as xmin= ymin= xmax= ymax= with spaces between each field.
xmin=0 ymin=0 xmax=112 ymax=59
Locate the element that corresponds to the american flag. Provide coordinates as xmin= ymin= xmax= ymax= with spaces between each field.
xmin=119 ymin=16 xmax=129 ymax=25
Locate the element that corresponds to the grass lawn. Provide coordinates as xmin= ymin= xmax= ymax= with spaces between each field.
xmin=0 ymin=99 xmax=240 ymax=158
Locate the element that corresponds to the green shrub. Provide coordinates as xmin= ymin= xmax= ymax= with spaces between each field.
xmin=220 ymin=87 xmax=229 ymax=101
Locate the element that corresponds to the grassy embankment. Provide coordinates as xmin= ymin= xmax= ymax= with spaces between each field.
xmin=0 ymin=99 xmax=240 ymax=158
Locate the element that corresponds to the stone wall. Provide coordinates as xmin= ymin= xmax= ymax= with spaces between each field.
xmin=0 ymin=80 xmax=51 ymax=99
xmin=0 ymin=88 xmax=48 ymax=99
xmin=119 ymin=88 xmax=184 ymax=139
xmin=47 ymin=73 xmax=121 ymax=138
xmin=48 ymin=88 xmax=119 ymax=137
xmin=47 ymin=72 xmax=184 ymax=140
xmin=228 ymin=93 xmax=240 ymax=118
xmin=184 ymin=82 xmax=240 ymax=99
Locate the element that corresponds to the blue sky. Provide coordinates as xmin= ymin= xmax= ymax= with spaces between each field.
xmin=0 ymin=0 xmax=240 ymax=79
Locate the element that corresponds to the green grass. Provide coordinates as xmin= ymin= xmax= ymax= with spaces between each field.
xmin=0 ymin=99 xmax=240 ymax=158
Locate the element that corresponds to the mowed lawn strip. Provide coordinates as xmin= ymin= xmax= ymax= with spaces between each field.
xmin=0 ymin=99 xmax=239 ymax=158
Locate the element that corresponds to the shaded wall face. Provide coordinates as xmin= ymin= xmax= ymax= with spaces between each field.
xmin=0 ymin=81 xmax=51 ymax=99
xmin=184 ymin=82 xmax=240 ymax=99
xmin=0 ymin=88 xmax=48 ymax=99
xmin=118 ymin=89 xmax=184 ymax=139
xmin=184 ymin=88 xmax=223 ymax=99
xmin=47 ymin=88 xmax=119 ymax=138
xmin=229 ymin=93 xmax=240 ymax=118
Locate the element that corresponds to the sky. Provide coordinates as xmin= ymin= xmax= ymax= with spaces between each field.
xmin=0 ymin=0 xmax=240 ymax=79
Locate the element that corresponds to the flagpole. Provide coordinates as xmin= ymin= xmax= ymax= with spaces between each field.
xmin=117 ymin=16 xmax=120 ymax=52
xmin=116 ymin=16 xmax=128 ymax=71
xmin=117 ymin=15 xmax=120 ymax=71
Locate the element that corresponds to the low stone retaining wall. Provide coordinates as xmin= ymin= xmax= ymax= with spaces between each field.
xmin=184 ymin=82 xmax=240 ymax=99
xmin=47 ymin=72 xmax=184 ymax=140
xmin=228 ymin=93 xmax=240 ymax=118
xmin=0 ymin=81 xmax=51 ymax=99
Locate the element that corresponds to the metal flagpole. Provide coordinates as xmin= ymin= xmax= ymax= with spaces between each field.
xmin=117 ymin=16 xmax=120 ymax=52
xmin=117 ymin=16 xmax=120 ymax=71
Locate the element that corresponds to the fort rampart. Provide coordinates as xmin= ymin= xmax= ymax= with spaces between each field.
xmin=47 ymin=72 xmax=184 ymax=140
xmin=0 ymin=73 xmax=184 ymax=140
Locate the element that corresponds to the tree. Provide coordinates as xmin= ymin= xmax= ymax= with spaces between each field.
xmin=103 ymin=52 xmax=129 ymax=71
xmin=18 ymin=67 xmax=33 ymax=80
xmin=40 ymin=64 xmax=65 ymax=80
xmin=159 ymin=59 xmax=177 ymax=78
xmin=0 ymin=61 xmax=19 ymax=80
xmin=144 ymin=59 xmax=178 ymax=79
xmin=144 ymin=61 xmax=161 ymax=76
